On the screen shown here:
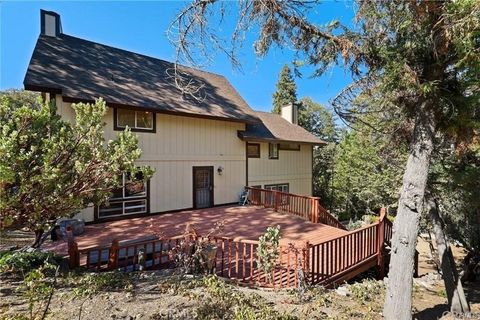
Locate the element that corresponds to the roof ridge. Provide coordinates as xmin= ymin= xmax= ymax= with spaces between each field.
xmin=55 ymin=33 xmax=226 ymax=79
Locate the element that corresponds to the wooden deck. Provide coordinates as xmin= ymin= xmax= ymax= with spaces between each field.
xmin=58 ymin=188 xmax=392 ymax=289
xmin=47 ymin=205 xmax=348 ymax=255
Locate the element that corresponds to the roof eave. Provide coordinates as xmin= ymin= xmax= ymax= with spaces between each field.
xmin=237 ymin=132 xmax=326 ymax=146
xmin=23 ymin=84 xmax=261 ymax=125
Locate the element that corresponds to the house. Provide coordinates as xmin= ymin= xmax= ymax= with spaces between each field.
xmin=23 ymin=10 xmax=325 ymax=223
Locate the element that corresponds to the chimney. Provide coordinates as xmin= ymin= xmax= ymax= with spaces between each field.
xmin=281 ymin=102 xmax=298 ymax=124
xmin=40 ymin=10 xmax=62 ymax=37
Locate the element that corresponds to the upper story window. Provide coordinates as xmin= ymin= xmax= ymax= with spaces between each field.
xmin=114 ymin=108 xmax=156 ymax=132
xmin=279 ymin=143 xmax=300 ymax=151
xmin=269 ymin=143 xmax=279 ymax=159
xmin=247 ymin=143 xmax=260 ymax=158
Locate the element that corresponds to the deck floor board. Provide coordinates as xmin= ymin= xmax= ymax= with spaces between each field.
xmin=47 ymin=205 xmax=348 ymax=254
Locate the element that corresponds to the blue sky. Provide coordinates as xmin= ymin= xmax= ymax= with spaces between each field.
xmin=0 ymin=1 xmax=355 ymax=112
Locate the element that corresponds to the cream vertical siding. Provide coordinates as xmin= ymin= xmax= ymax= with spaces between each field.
xmin=248 ymin=143 xmax=312 ymax=196
xmin=55 ymin=95 xmax=246 ymax=222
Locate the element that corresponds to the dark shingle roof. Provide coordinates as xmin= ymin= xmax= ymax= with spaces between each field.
xmin=24 ymin=34 xmax=259 ymax=123
xmin=238 ymin=111 xmax=326 ymax=145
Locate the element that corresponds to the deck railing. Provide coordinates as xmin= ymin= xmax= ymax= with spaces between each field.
xmin=308 ymin=207 xmax=391 ymax=285
xmin=246 ymin=187 xmax=346 ymax=230
xmin=67 ymin=208 xmax=392 ymax=288
xmin=68 ymin=232 xmax=308 ymax=288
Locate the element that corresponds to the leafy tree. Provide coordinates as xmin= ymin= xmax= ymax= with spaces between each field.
xmin=272 ymin=65 xmax=297 ymax=114
xmin=298 ymin=97 xmax=336 ymax=142
xmin=297 ymin=97 xmax=337 ymax=207
xmin=169 ymin=1 xmax=479 ymax=317
xmin=333 ymin=120 xmax=407 ymax=220
xmin=0 ymin=92 xmax=153 ymax=247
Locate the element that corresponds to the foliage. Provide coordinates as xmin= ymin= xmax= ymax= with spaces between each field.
xmin=17 ymin=262 xmax=58 ymax=320
xmin=0 ymin=91 xmax=153 ymax=243
xmin=171 ymin=221 xmax=224 ymax=275
xmin=0 ymin=251 xmax=62 ymax=275
xmin=195 ymin=275 xmax=295 ymax=320
xmin=298 ymin=97 xmax=337 ymax=143
xmin=296 ymin=97 xmax=338 ymax=208
xmin=256 ymin=226 xmax=280 ymax=283
xmin=429 ymin=139 xmax=480 ymax=251
xmin=69 ymin=271 xmax=133 ymax=298
xmin=332 ymin=118 xmax=407 ymax=220
xmin=348 ymin=279 xmax=385 ymax=305
xmin=272 ymin=65 xmax=297 ymax=114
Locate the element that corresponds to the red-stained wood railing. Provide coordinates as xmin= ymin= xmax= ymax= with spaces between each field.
xmin=68 ymin=233 xmax=308 ymax=288
xmin=67 ymin=207 xmax=392 ymax=289
xmin=308 ymin=207 xmax=392 ymax=285
xmin=246 ymin=187 xmax=346 ymax=230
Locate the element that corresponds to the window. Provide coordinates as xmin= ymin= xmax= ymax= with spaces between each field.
xmin=269 ymin=143 xmax=279 ymax=159
xmin=114 ymin=108 xmax=155 ymax=132
xmin=265 ymin=183 xmax=289 ymax=193
xmin=264 ymin=183 xmax=289 ymax=206
xmin=247 ymin=143 xmax=260 ymax=158
xmin=279 ymin=143 xmax=300 ymax=151
xmin=98 ymin=172 xmax=149 ymax=218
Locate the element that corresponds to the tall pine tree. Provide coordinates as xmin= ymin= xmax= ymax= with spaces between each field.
xmin=272 ymin=65 xmax=297 ymax=114
xmin=171 ymin=1 xmax=479 ymax=317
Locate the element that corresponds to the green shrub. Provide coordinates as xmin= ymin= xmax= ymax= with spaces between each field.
xmin=195 ymin=275 xmax=296 ymax=319
xmin=18 ymin=265 xmax=56 ymax=320
xmin=346 ymin=220 xmax=363 ymax=231
xmin=69 ymin=271 xmax=133 ymax=298
xmin=349 ymin=279 xmax=384 ymax=304
xmin=0 ymin=251 xmax=62 ymax=275
xmin=256 ymin=226 xmax=281 ymax=283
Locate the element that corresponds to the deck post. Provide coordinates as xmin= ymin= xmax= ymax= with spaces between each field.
xmin=302 ymin=241 xmax=310 ymax=285
xmin=273 ymin=190 xmax=279 ymax=212
xmin=108 ymin=239 xmax=120 ymax=270
xmin=311 ymin=198 xmax=319 ymax=223
xmin=377 ymin=207 xmax=386 ymax=278
xmin=66 ymin=227 xmax=79 ymax=269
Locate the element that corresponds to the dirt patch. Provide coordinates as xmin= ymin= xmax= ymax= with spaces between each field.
xmin=0 ymin=230 xmax=35 ymax=251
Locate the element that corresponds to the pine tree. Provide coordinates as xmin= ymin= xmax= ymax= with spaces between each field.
xmin=171 ymin=1 xmax=479 ymax=317
xmin=272 ymin=65 xmax=297 ymax=114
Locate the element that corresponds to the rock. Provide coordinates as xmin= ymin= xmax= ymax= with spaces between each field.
xmin=58 ymin=218 xmax=85 ymax=236
xmin=335 ymin=285 xmax=350 ymax=296
xmin=414 ymin=272 xmax=440 ymax=289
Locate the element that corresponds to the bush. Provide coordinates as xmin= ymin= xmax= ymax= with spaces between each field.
xmin=69 ymin=271 xmax=133 ymax=298
xmin=348 ymin=279 xmax=384 ymax=304
xmin=195 ymin=275 xmax=295 ymax=319
xmin=0 ymin=251 xmax=62 ymax=275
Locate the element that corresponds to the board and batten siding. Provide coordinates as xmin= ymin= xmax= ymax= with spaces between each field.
xmin=55 ymin=95 xmax=246 ymax=222
xmin=247 ymin=143 xmax=312 ymax=196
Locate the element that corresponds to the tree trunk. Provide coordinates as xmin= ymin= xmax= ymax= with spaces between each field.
xmin=32 ymin=229 xmax=44 ymax=248
xmin=426 ymin=195 xmax=471 ymax=314
xmin=383 ymin=103 xmax=436 ymax=320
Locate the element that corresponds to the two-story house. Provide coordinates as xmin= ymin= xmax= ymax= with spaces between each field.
xmin=23 ymin=10 xmax=325 ymax=223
